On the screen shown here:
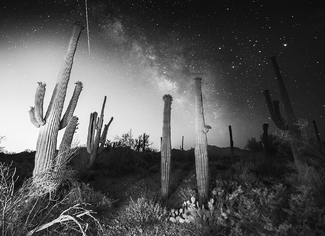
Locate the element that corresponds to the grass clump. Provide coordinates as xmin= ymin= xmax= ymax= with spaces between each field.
xmin=0 ymin=161 xmax=111 ymax=236
xmin=124 ymin=196 xmax=168 ymax=225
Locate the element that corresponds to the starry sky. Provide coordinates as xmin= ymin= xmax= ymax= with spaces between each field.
xmin=0 ymin=0 xmax=324 ymax=153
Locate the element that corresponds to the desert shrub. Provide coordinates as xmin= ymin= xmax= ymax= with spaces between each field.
xmin=254 ymin=160 xmax=291 ymax=182
xmin=231 ymin=160 xmax=259 ymax=187
xmin=0 ymin=162 xmax=106 ymax=236
xmin=123 ymin=196 xmax=168 ymax=225
xmin=102 ymin=147 xmax=138 ymax=176
xmin=284 ymin=185 xmax=325 ymax=235
xmin=61 ymin=182 xmax=114 ymax=212
xmin=170 ymin=176 xmax=325 ymax=236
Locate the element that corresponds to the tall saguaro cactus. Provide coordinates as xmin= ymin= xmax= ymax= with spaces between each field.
xmin=161 ymin=94 xmax=172 ymax=199
xmin=87 ymin=96 xmax=114 ymax=169
xmin=194 ymin=77 xmax=210 ymax=204
xmin=263 ymin=56 xmax=301 ymax=164
xmin=29 ymin=22 xmax=84 ymax=190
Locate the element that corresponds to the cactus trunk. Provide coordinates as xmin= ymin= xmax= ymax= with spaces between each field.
xmin=31 ymin=22 xmax=84 ymax=191
xmin=229 ymin=125 xmax=234 ymax=162
xmin=262 ymin=123 xmax=270 ymax=162
xmin=264 ymin=56 xmax=302 ymax=165
xmin=181 ymin=136 xmax=184 ymax=151
xmin=161 ymin=94 xmax=172 ymax=199
xmin=194 ymin=77 xmax=209 ymax=205
xmin=312 ymin=120 xmax=324 ymax=154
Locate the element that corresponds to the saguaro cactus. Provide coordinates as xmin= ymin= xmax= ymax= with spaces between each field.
xmin=161 ymin=94 xmax=172 ymax=199
xmin=263 ymin=56 xmax=301 ymax=164
xmin=29 ymin=22 xmax=84 ymax=191
xmin=229 ymin=125 xmax=235 ymax=162
xmin=312 ymin=120 xmax=324 ymax=154
xmin=262 ymin=123 xmax=270 ymax=161
xmin=87 ymin=96 xmax=114 ymax=169
xmin=194 ymin=77 xmax=210 ymax=204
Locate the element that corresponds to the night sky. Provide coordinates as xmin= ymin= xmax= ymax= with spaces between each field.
xmin=0 ymin=0 xmax=324 ymax=153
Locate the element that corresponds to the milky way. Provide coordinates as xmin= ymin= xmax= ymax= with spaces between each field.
xmin=0 ymin=0 xmax=324 ymax=152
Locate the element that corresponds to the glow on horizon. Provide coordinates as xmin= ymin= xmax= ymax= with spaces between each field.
xmin=0 ymin=21 xmax=263 ymax=154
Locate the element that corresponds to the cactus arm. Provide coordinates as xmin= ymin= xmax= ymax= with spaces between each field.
xmin=263 ymin=89 xmax=287 ymax=130
xmin=34 ymin=82 xmax=46 ymax=126
xmin=55 ymin=116 xmax=79 ymax=169
xmin=269 ymin=56 xmax=302 ymax=165
xmin=270 ymin=56 xmax=297 ymax=127
xmin=229 ymin=125 xmax=234 ymax=161
xmin=87 ymin=112 xmax=97 ymax=154
xmin=98 ymin=116 xmax=114 ymax=153
xmin=273 ymin=100 xmax=287 ymax=128
xmin=194 ymin=77 xmax=209 ymax=205
xmin=32 ymin=22 xmax=84 ymax=188
xmin=93 ymin=96 xmax=106 ymax=149
xmin=44 ymin=84 xmax=58 ymax=120
xmin=60 ymin=81 xmax=83 ymax=129
xmin=161 ymin=94 xmax=172 ymax=198
xmin=29 ymin=107 xmax=41 ymax=128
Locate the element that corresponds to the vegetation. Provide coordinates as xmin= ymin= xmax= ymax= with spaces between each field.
xmin=245 ymin=133 xmax=292 ymax=159
xmin=1 ymin=119 xmax=325 ymax=235
xmin=107 ymin=129 xmax=154 ymax=152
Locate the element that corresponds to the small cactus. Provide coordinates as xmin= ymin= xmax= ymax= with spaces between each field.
xmin=86 ymin=96 xmax=113 ymax=169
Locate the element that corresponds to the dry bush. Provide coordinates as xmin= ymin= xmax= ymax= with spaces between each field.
xmin=0 ymin=146 xmax=110 ymax=236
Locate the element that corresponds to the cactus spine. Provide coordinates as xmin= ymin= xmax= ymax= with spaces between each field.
xmin=194 ymin=77 xmax=209 ymax=204
xmin=161 ymin=94 xmax=172 ymax=199
xmin=87 ymin=96 xmax=113 ymax=169
xmin=29 ymin=22 xmax=84 ymax=190
xmin=263 ymin=56 xmax=301 ymax=164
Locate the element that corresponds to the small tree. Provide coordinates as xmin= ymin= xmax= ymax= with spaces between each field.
xmin=134 ymin=133 xmax=153 ymax=152
xmin=245 ymin=137 xmax=263 ymax=152
xmin=114 ymin=129 xmax=134 ymax=148
xmin=113 ymin=130 xmax=153 ymax=151
xmin=245 ymin=134 xmax=292 ymax=159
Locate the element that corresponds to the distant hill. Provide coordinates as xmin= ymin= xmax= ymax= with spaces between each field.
xmin=182 ymin=145 xmax=254 ymax=157
xmin=207 ymin=145 xmax=253 ymax=157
